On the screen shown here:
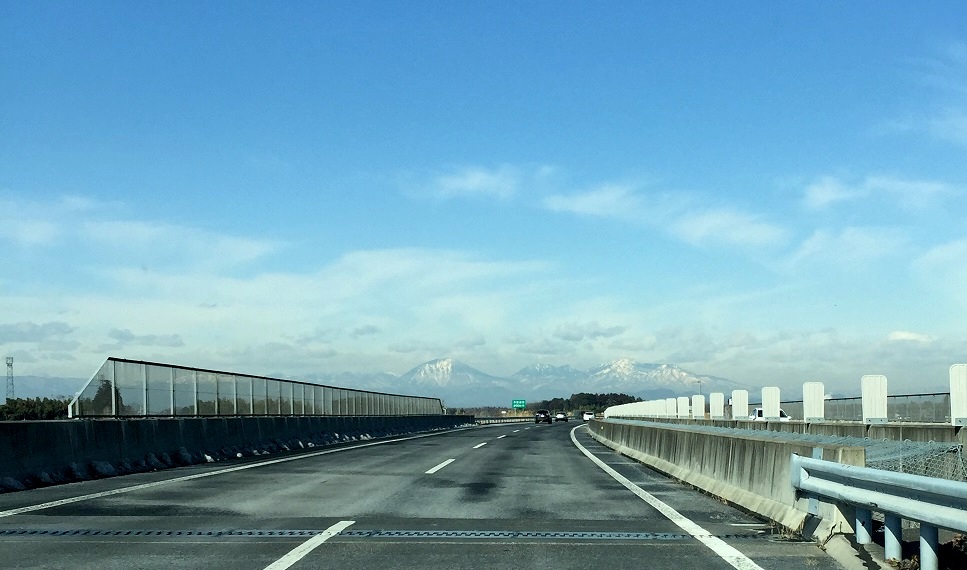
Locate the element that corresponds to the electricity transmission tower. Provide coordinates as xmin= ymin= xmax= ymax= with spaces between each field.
xmin=5 ymin=357 xmax=13 ymax=400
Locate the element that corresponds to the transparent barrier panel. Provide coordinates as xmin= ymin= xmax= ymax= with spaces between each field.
xmin=197 ymin=371 xmax=217 ymax=415
xmin=236 ymin=376 xmax=252 ymax=415
xmin=303 ymin=385 xmax=313 ymax=415
xmin=146 ymin=364 xmax=173 ymax=415
xmin=334 ymin=389 xmax=346 ymax=415
xmin=77 ymin=360 xmax=115 ymax=416
xmin=252 ymin=377 xmax=267 ymax=415
xmin=71 ymin=358 xmax=446 ymax=418
xmin=280 ymin=382 xmax=293 ymax=415
xmin=783 ymin=402 xmax=804 ymax=420
xmin=173 ymin=368 xmax=196 ymax=416
xmin=217 ymin=374 xmax=236 ymax=416
xmin=888 ymin=394 xmax=951 ymax=422
xmin=294 ymin=384 xmax=305 ymax=415
xmin=115 ymin=360 xmax=146 ymax=416
xmin=267 ymin=379 xmax=281 ymax=415
xmin=314 ymin=386 xmax=324 ymax=415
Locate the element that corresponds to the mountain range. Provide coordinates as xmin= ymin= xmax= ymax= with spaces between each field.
xmin=2 ymin=359 xmax=741 ymax=409
xmin=303 ymin=358 xmax=741 ymax=407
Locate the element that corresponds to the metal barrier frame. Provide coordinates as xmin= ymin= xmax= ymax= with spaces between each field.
xmin=67 ymin=357 xmax=445 ymax=418
xmin=791 ymin=454 xmax=967 ymax=570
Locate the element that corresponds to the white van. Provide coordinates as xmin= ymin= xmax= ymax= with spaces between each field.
xmin=748 ymin=408 xmax=791 ymax=421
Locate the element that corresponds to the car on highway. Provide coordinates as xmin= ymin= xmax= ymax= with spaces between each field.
xmin=582 ymin=411 xmax=594 ymax=421
xmin=554 ymin=411 xmax=568 ymax=422
xmin=749 ymin=407 xmax=791 ymax=421
xmin=535 ymin=409 xmax=552 ymax=424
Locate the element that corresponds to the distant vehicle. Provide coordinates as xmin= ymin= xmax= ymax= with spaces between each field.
xmin=581 ymin=411 xmax=594 ymax=421
xmin=554 ymin=411 xmax=568 ymax=422
xmin=749 ymin=408 xmax=791 ymax=421
xmin=535 ymin=409 xmax=552 ymax=424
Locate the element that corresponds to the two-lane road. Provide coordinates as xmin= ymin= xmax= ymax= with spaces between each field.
xmin=0 ymin=422 xmax=844 ymax=569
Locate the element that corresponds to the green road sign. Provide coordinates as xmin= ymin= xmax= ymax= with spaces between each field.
xmin=512 ymin=399 xmax=526 ymax=409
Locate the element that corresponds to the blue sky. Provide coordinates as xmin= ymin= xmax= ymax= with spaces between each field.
xmin=2 ymin=2 xmax=966 ymax=395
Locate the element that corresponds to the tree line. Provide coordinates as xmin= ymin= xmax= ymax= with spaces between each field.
xmin=452 ymin=392 xmax=642 ymax=416
xmin=529 ymin=392 xmax=641 ymax=412
xmin=0 ymin=397 xmax=71 ymax=421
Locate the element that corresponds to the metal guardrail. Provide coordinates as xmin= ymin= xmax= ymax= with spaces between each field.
xmin=791 ymin=455 xmax=967 ymax=569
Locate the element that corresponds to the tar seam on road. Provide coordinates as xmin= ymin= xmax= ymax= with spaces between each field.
xmin=570 ymin=425 xmax=766 ymax=570
xmin=0 ymin=428 xmax=475 ymax=519
xmin=472 ymin=442 xmax=487 ymax=449
xmin=263 ymin=520 xmax=355 ymax=570
xmin=425 ymin=459 xmax=456 ymax=474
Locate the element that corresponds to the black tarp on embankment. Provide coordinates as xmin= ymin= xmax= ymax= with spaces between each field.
xmin=0 ymin=415 xmax=473 ymax=491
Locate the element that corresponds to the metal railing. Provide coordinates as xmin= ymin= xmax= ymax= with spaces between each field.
xmin=756 ymin=393 xmax=953 ymax=423
xmin=791 ymin=455 xmax=967 ymax=570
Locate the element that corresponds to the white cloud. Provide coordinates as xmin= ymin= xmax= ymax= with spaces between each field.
xmin=0 ymin=321 xmax=74 ymax=343
xmin=82 ymin=220 xmax=281 ymax=270
xmin=671 ymin=209 xmax=789 ymax=248
xmin=912 ymin=239 xmax=967 ymax=308
xmin=106 ymin=328 xmax=185 ymax=348
xmin=803 ymin=177 xmax=862 ymax=209
xmin=432 ymin=165 xmax=520 ymax=199
xmin=543 ymin=184 xmax=645 ymax=220
xmin=895 ymin=41 xmax=967 ymax=147
xmin=887 ymin=330 xmax=933 ymax=343
xmin=543 ymin=180 xmax=788 ymax=251
xmin=553 ymin=321 xmax=627 ymax=342
xmin=0 ymin=194 xmax=101 ymax=247
xmin=787 ymin=227 xmax=909 ymax=268
xmin=928 ymin=109 xmax=967 ymax=145
xmin=802 ymin=175 xmax=954 ymax=210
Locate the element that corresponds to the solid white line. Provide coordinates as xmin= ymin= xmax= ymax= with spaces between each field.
xmin=425 ymin=459 xmax=456 ymax=474
xmin=497 ymin=435 xmax=507 ymax=439
xmin=263 ymin=520 xmax=354 ymax=570
xmin=570 ymin=426 xmax=765 ymax=570
xmin=0 ymin=428 xmax=471 ymax=519
xmin=472 ymin=442 xmax=487 ymax=449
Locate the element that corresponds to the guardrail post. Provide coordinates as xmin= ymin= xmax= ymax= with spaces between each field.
xmin=884 ymin=514 xmax=902 ymax=562
xmin=855 ymin=507 xmax=873 ymax=544
xmin=920 ymin=524 xmax=939 ymax=570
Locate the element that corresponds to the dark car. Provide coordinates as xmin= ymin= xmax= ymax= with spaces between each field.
xmin=535 ymin=409 xmax=552 ymax=424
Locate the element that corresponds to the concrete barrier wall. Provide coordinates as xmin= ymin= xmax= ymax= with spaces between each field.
xmin=623 ymin=416 xmax=966 ymax=444
xmin=0 ymin=415 xmax=472 ymax=491
xmin=588 ymin=419 xmax=866 ymax=539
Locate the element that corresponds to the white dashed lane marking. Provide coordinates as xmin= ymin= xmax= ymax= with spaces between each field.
xmin=425 ymin=459 xmax=456 ymax=474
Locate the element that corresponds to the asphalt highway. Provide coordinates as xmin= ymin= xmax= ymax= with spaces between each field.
xmin=0 ymin=421 xmax=846 ymax=569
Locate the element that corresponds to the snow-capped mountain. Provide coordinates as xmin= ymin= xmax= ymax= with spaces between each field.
xmin=585 ymin=358 xmax=739 ymax=399
xmin=394 ymin=358 xmax=517 ymax=407
xmin=398 ymin=358 xmax=509 ymax=388
xmin=511 ymin=363 xmax=586 ymax=396
xmin=387 ymin=358 xmax=740 ymax=406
